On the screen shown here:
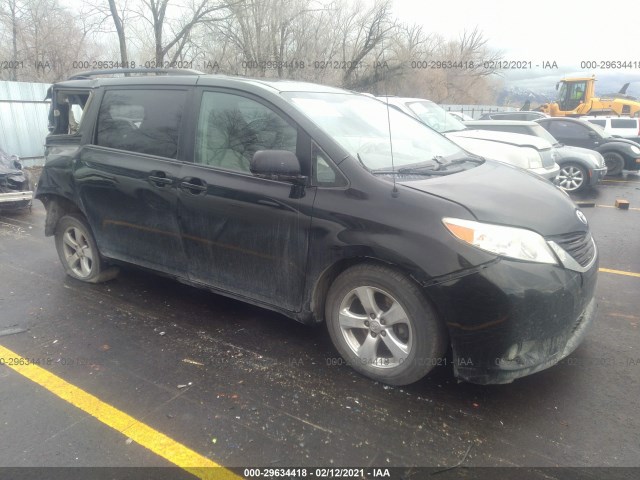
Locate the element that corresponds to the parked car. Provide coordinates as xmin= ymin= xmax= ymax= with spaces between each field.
xmin=447 ymin=111 xmax=473 ymax=121
xmin=465 ymin=120 xmax=607 ymax=192
xmin=478 ymin=111 xmax=548 ymax=121
xmin=37 ymin=70 xmax=598 ymax=386
xmin=579 ymin=116 xmax=640 ymax=142
xmin=536 ymin=117 xmax=640 ymax=176
xmin=380 ymin=97 xmax=559 ymax=181
xmin=0 ymin=148 xmax=33 ymax=211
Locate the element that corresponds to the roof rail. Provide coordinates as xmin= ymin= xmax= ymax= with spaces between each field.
xmin=68 ymin=68 xmax=204 ymax=80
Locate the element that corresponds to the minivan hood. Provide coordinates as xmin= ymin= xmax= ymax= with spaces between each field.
xmin=398 ymin=161 xmax=586 ymax=236
xmin=448 ymin=129 xmax=552 ymax=150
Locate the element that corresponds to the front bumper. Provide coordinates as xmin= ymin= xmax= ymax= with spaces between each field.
xmin=430 ymin=255 xmax=598 ymax=385
xmin=531 ymin=163 xmax=560 ymax=182
xmin=590 ymin=166 xmax=608 ymax=185
xmin=0 ymin=191 xmax=33 ymax=209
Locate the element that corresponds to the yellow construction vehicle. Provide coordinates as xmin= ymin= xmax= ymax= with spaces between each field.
xmin=537 ymin=76 xmax=640 ymax=117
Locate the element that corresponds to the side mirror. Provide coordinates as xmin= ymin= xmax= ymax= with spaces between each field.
xmin=250 ymin=150 xmax=306 ymax=184
xmin=588 ymin=131 xmax=598 ymax=138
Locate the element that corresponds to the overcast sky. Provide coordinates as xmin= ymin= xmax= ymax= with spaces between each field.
xmin=392 ymin=0 xmax=640 ymax=92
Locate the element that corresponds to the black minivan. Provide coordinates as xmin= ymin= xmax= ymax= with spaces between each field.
xmin=37 ymin=70 xmax=598 ymax=385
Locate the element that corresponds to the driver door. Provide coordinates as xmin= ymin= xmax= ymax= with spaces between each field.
xmin=177 ymin=89 xmax=316 ymax=311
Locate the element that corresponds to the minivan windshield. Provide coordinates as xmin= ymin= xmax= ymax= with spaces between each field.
xmin=285 ymin=92 xmax=465 ymax=170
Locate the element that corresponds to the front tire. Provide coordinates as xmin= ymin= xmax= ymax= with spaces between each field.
xmin=325 ymin=264 xmax=447 ymax=386
xmin=557 ymin=162 xmax=588 ymax=192
xmin=602 ymin=152 xmax=624 ymax=176
xmin=54 ymin=214 xmax=117 ymax=283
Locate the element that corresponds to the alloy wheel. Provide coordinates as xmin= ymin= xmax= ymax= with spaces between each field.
xmin=61 ymin=226 xmax=94 ymax=278
xmin=338 ymin=286 xmax=413 ymax=368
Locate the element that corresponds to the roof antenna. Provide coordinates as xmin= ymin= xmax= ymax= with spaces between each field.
xmin=379 ymin=40 xmax=398 ymax=197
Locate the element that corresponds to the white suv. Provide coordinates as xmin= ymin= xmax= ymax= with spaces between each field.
xmin=580 ymin=116 xmax=640 ymax=139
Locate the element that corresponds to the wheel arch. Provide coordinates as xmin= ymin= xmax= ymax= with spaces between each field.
xmin=598 ymin=146 xmax=631 ymax=162
xmin=39 ymin=194 xmax=83 ymax=237
xmin=309 ymin=250 xmax=444 ymax=328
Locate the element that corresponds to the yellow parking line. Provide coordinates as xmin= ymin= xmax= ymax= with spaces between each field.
xmin=0 ymin=344 xmax=239 ymax=480
xmin=599 ymin=268 xmax=640 ymax=278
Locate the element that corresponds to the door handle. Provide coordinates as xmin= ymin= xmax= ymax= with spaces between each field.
xmin=179 ymin=177 xmax=208 ymax=194
xmin=148 ymin=171 xmax=173 ymax=187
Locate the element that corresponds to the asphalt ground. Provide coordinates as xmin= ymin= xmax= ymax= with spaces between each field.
xmin=1 ymin=172 xmax=639 ymax=480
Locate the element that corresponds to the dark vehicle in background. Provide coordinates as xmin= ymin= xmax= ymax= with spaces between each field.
xmin=0 ymin=149 xmax=33 ymax=210
xmin=466 ymin=120 xmax=607 ymax=192
xmin=479 ymin=111 xmax=548 ymax=121
xmin=37 ymin=70 xmax=598 ymax=386
xmin=537 ymin=117 xmax=640 ymax=176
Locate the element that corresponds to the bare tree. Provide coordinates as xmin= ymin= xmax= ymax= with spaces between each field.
xmin=0 ymin=0 xmax=99 ymax=81
xmin=0 ymin=0 xmax=27 ymax=80
xmin=336 ymin=0 xmax=395 ymax=88
xmin=136 ymin=0 xmax=232 ymax=65
xmin=108 ymin=0 xmax=130 ymax=66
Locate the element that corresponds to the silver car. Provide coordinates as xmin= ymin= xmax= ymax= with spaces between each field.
xmin=378 ymin=97 xmax=560 ymax=182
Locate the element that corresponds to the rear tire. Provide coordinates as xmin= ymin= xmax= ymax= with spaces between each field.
xmin=602 ymin=152 xmax=624 ymax=176
xmin=325 ymin=264 xmax=447 ymax=386
xmin=54 ymin=214 xmax=118 ymax=283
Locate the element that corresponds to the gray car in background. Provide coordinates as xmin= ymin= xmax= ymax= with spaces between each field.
xmin=466 ymin=120 xmax=607 ymax=192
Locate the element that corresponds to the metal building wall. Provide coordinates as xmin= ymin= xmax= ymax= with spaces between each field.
xmin=0 ymin=81 xmax=50 ymax=167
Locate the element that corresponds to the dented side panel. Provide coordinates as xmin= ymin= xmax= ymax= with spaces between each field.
xmin=177 ymin=163 xmax=316 ymax=312
xmin=74 ymin=146 xmax=188 ymax=276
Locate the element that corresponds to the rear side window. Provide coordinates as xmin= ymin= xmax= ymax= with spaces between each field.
xmin=546 ymin=121 xmax=589 ymax=139
xmin=95 ymin=89 xmax=187 ymax=159
xmin=611 ymin=119 xmax=637 ymax=128
xmin=49 ymin=90 xmax=92 ymax=135
xmin=587 ymin=119 xmax=606 ymax=128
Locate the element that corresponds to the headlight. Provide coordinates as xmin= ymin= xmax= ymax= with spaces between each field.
xmin=522 ymin=147 xmax=543 ymax=169
xmin=630 ymin=145 xmax=640 ymax=155
xmin=442 ymin=218 xmax=558 ymax=265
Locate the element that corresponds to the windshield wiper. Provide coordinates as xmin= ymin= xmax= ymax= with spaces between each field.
xmin=398 ymin=156 xmax=446 ymax=172
xmin=369 ymin=156 xmax=477 ymax=175
xmin=443 ymin=156 xmax=484 ymax=166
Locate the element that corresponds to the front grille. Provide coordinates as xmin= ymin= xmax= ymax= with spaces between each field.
xmin=548 ymin=231 xmax=595 ymax=267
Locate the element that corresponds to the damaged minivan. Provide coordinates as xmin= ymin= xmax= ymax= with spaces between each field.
xmin=36 ymin=70 xmax=598 ymax=385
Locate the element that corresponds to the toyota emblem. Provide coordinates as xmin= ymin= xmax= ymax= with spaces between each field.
xmin=576 ymin=209 xmax=588 ymax=225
